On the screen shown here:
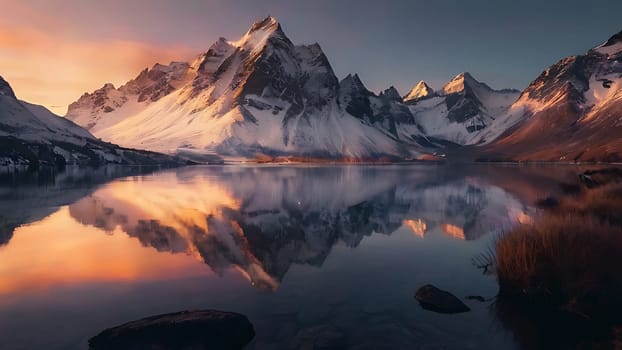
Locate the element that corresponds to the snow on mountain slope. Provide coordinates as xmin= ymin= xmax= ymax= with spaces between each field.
xmin=0 ymin=76 xmax=95 ymax=145
xmin=0 ymin=76 xmax=184 ymax=166
xmin=404 ymin=81 xmax=435 ymax=103
xmin=336 ymin=74 xmax=446 ymax=149
xmin=406 ymin=73 xmax=520 ymax=145
xmin=66 ymin=17 xmax=417 ymax=160
xmin=66 ymin=61 xmax=195 ymax=132
xmin=480 ymin=29 xmax=622 ymax=161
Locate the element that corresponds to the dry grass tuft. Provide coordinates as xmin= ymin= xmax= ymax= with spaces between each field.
xmin=496 ymin=183 xmax=622 ymax=320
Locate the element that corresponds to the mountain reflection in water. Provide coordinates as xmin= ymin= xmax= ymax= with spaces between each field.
xmin=1 ymin=164 xmax=594 ymax=349
xmin=65 ymin=166 xmax=530 ymax=291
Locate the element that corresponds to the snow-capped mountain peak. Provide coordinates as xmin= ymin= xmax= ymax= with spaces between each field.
xmin=247 ymin=15 xmax=281 ymax=34
xmin=235 ymin=15 xmax=288 ymax=50
xmin=66 ymin=17 xmax=413 ymax=160
xmin=441 ymin=72 xmax=481 ymax=95
xmin=380 ymin=86 xmax=403 ymax=102
xmin=406 ymin=72 xmax=520 ymax=145
xmin=339 ymin=74 xmax=371 ymax=96
xmin=404 ymin=80 xmax=435 ymax=103
xmin=0 ymin=76 xmax=16 ymax=99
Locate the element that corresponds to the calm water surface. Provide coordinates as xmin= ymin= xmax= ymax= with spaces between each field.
xmin=0 ymin=164 xmax=589 ymax=349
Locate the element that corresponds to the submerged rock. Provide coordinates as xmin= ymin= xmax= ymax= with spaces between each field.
xmin=88 ymin=310 xmax=255 ymax=350
xmin=415 ymin=284 xmax=471 ymax=314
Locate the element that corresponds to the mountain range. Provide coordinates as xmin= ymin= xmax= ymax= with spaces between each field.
xmin=2 ymin=17 xmax=621 ymax=163
xmin=0 ymin=76 xmax=185 ymax=167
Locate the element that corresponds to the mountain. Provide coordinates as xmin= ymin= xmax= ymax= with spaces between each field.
xmin=64 ymin=17 xmax=620 ymax=162
xmin=336 ymin=74 xmax=441 ymax=148
xmin=478 ymin=30 xmax=622 ymax=162
xmin=404 ymin=80 xmax=435 ymax=103
xmin=0 ymin=76 xmax=184 ymax=167
xmin=405 ymin=73 xmax=520 ymax=145
xmin=66 ymin=17 xmax=416 ymax=161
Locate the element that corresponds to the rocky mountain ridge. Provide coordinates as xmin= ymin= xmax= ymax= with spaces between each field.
xmin=62 ymin=18 xmax=622 ymax=162
xmin=0 ymin=76 xmax=186 ymax=167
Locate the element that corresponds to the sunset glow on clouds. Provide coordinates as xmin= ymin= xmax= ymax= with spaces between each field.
xmin=0 ymin=2 xmax=198 ymax=115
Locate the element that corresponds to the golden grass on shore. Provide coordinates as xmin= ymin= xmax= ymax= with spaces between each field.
xmin=495 ymin=182 xmax=622 ymax=320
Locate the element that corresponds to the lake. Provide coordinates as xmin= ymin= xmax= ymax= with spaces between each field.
xmin=0 ymin=164 xmax=592 ymax=349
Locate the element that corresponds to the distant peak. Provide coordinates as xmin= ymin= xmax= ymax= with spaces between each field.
xmin=385 ymin=85 xmax=400 ymax=94
xmin=342 ymin=73 xmax=363 ymax=85
xmin=442 ymin=72 xmax=482 ymax=95
xmin=415 ymin=80 xmax=429 ymax=86
xmin=102 ymin=83 xmax=116 ymax=90
xmin=247 ymin=15 xmax=281 ymax=34
xmin=340 ymin=73 xmax=371 ymax=95
xmin=380 ymin=86 xmax=402 ymax=102
xmin=452 ymin=72 xmax=475 ymax=82
xmin=601 ymin=29 xmax=622 ymax=47
xmin=404 ymin=80 xmax=435 ymax=103
xmin=236 ymin=16 xmax=288 ymax=49
xmin=0 ymin=75 xmax=16 ymax=99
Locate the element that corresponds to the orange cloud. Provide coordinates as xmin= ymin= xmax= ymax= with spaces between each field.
xmin=0 ymin=7 xmax=199 ymax=115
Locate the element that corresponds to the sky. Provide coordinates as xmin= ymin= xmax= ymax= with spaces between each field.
xmin=1 ymin=0 xmax=621 ymax=115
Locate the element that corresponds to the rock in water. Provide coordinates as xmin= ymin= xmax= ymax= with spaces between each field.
xmin=88 ymin=310 xmax=255 ymax=350
xmin=415 ymin=285 xmax=471 ymax=314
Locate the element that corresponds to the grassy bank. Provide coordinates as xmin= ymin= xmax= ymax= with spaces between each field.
xmin=495 ymin=179 xmax=622 ymax=321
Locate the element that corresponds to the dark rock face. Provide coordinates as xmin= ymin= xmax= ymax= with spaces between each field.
xmin=338 ymin=75 xmax=416 ymax=139
xmin=444 ymin=90 xmax=482 ymax=125
xmin=296 ymin=43 xmax=340 ymax=111
xmin=88 ymin=310 xmax=255 ymax=350
xmin=415 ymin=284 xmax=470 ymax=314
xmin=441 ymin=73 xmax=516 ymax=132
xmin=380 ymin=86 xmax=403 ymax=102
xmin=339 ymin=74 xmax=375 ymax=121
xmin=0 ymin=76 xmax=16 ymax=99
xmin=192 ymin=17 xmax=344 ymax=137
